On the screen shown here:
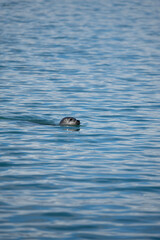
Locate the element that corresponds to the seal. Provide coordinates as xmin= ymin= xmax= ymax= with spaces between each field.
xmin=59 ymin=117 xmax=80 ymax=126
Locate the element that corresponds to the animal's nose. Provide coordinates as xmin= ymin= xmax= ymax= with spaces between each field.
xmin=77 ymin=120 xmax=80 ymax=125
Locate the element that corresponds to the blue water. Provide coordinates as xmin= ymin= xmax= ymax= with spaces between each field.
xmin=0 ymin=0 xmax=160 ymax=239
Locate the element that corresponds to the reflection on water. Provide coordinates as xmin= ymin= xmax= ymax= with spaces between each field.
xmin=0 ymin=0 xmax=160 ymax=239
xmin=61 ymin=126 xmax=80 ymax=132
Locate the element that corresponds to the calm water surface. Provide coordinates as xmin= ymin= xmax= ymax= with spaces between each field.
xmin=0 ymin=0 xmax=160 ymax=239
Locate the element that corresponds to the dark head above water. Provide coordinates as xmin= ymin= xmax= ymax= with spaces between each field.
xmin=59 ymin=117 xmax=80 ymax=126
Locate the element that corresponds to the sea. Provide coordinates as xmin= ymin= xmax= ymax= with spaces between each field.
xmin=0 ymin=0 xmax=160 ymax=239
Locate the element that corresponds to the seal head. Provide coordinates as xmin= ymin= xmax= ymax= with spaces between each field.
xmin=59 ymin=117 xmax=80 ymax=126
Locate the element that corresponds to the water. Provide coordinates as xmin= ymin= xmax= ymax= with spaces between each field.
xmin=0 ymin=0 xmax=160 ymax=239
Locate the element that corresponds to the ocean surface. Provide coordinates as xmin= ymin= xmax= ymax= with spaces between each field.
xmin=0 ymin=0 xmax=160 ymax=239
